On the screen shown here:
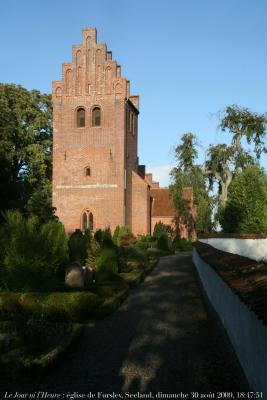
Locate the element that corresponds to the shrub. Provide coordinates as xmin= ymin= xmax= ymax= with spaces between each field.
xmin=0 ymin=291 xmax=101 ymax=323
xmin=119 ymin=233 xmax=135 ymax=246
xmin=134 ymin=235 xmax=157 ymax=250
xmin=220 ymin=166 xmax=267 ymax=233
xmin=94 ymin=229 xmax=104 ymax=244
xmin=0 ymin=211 xmax=69 ymax=291
xmin=157 ymin=233 xmax=171 ymax=252
xmin=95 ymin=248 xmax=119 ymax=282
xmin=113 ymin=226 xmax=132 ymax=245
xmin=85 ymin=237 xmax=101 ymax=271
xmin=153 ymin=222 xmax=169 ymax=238
xmin=173 ymin=236 xmax=193 ymax=251
xmin=102 ymin=228 xmax=115 ymax=248
xmin=68 ymin=229 xmax=88 ymax=264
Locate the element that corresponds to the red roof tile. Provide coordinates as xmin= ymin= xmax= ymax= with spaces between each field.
xmin=195 ymin=241 xmax=267 ymax=325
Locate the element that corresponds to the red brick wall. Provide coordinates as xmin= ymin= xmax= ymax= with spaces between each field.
xmin=151 ymin=217 xmax=175 ymax=236
xmin=52 ymin=28 xmax=145 ymax=234
xmin=132 ymin=171 xmax=150 ymax=235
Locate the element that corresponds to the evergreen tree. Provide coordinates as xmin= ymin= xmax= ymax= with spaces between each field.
xmin=220 ymin=166 xmax=267 ymax=233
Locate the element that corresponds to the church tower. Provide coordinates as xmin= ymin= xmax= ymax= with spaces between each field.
xmin=52 ymin=28 xmax=151 ymax=234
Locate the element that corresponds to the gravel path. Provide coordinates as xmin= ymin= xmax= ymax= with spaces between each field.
xmin=1 ymin=252 xmax=249 ymax=395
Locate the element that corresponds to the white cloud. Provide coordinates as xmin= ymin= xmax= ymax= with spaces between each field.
xmin=146 ymin=165 xmax=173 ymax=188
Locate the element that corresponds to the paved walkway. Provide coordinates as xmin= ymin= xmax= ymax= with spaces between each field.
xmin=1 ymin=253 xmax=248 ymax=395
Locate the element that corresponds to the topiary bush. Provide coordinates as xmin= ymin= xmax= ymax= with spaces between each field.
xmin=94 ymin=229 xmax=104 ymax=244
xmin=95 ymin=248 xmax=119 ymax=282
xmin=153 ymin=222 xmax=169 ymax=238
xmin=119 ymin=233 xmax=135 ymax=246
xmin=85 ymin=237 xmax=101 ymax=271
xmin=113 ymin=225 xmax=132 ymax=246
xmin=102 ymin=227 xmax=115 ymax=249
xmin=220 ymin=166 xmax=267 ymax=233
xmin=0 ymin=211 xmax=69 ymax=292
xmin=68 ymin=229 xmax=89 ymax=264
xmin=0 ymin=291 xmax=101 ymax=323
xmin=157 ymin=233 xmax=171 ymax=252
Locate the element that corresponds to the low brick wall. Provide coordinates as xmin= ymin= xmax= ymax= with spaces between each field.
xmin=193 ymin=247 xmax=267 ymax=395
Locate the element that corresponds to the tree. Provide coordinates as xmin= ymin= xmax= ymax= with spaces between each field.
xmin=219 ymin=105 xmax=267 ymax=158
xmin=26 ymin=181 xmax=57 ymax=223
xmin=171 ymin=133 xmax=213 ymax=233
xmin=204 ymin=144 xmax=256 ymax=206
xmin=204 ymin=105 xmax=265 ymax=206
xmin=220 ymin=166 xmax=267 ymax=233
xmin=174 ymin=132 xmax=198 ymax=172
xmin=0 ymin=84 xmax=52 ymax=219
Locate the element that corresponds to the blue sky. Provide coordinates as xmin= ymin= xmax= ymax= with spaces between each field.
xmin=1 ymin=0 xmax=267 ymax=186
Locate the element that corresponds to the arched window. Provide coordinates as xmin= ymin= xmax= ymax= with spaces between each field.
xmin=77 ymin=108 xmax=85 ymax=128
xmin=82 ymin=212 xmax=88 ymax=231
xmin=92 ymin=107 xmax=101 ymax=127
xmin=81 ymin=210 xmax=94 ymax=232
xmin=89 ymin=213 xmax=94 ymax=231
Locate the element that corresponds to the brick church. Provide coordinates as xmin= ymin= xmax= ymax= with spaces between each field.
xmin=52 ymin=27 xmax=194 ymax=236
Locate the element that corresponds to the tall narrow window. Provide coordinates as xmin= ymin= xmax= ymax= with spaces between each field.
xmin=89 ymin=213 xmax=94 ymax=231
xmin=82 ymin=212 xmax=88 ymax=231
xmin=77 ymin=108 xmax=85 ymax=128
xmin=85 ymin=166 xmax=91 ymax=176
xmin=92 ymin=107 xmax=101 ymax=127
xmin=131 ymin=113 xmax=134 ymax=134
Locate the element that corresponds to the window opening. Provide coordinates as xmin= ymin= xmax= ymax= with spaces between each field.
xmin=92 ymin=107 xmax=101 ymax=126
xmin=82 ymin=212 xmax=88 ymax=231
xmin=77 ymin=108 xmax=85 ymax=128
xmin=89 ymin=213 xmax=94 ymax=231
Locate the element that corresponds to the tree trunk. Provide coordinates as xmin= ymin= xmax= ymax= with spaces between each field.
xmin=220 ymin=171 xmax=233 ymax=206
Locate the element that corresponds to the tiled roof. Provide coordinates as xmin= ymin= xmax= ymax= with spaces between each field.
xmin=199 ymin=233 xmax=267 ymax=239
xmin=195 ymin=241 xmax=267 ymax=325
xmin=151 ymin=188 xmax=175 ymax=217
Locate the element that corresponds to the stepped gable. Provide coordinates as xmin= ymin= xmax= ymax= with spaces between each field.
xmin=52 ymin=27 xmax=139 ymax=106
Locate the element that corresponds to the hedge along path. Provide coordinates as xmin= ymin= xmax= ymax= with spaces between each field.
xmin=0 ymin=253 xmax=249 ymax=394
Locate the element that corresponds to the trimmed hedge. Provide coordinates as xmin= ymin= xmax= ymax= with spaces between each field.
xmin=0 ymin=292 xmax=101 ymax=323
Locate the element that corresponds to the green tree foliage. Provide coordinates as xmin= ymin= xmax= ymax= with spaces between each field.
xmin=219 ymin=105 xmax=267 ymax=158
xmin=174 ymin=132 xmax=198 ymax=171
xmin=0 ymin=211 xmax=69 ymax=291
xmin=220 ymin=166 xmax=267 ymax=233
xmin=25 ymin=181 xmax=57 ymax=223
xmin=205 ymin=105 xmax=266 ymax=208
xmin=171 ymin=133 xmax=213 ymax=233
xmin=0 ymin=84 xmax=52 ymax=219
xmin=205 ymin=143 xmax=257 ymax=207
